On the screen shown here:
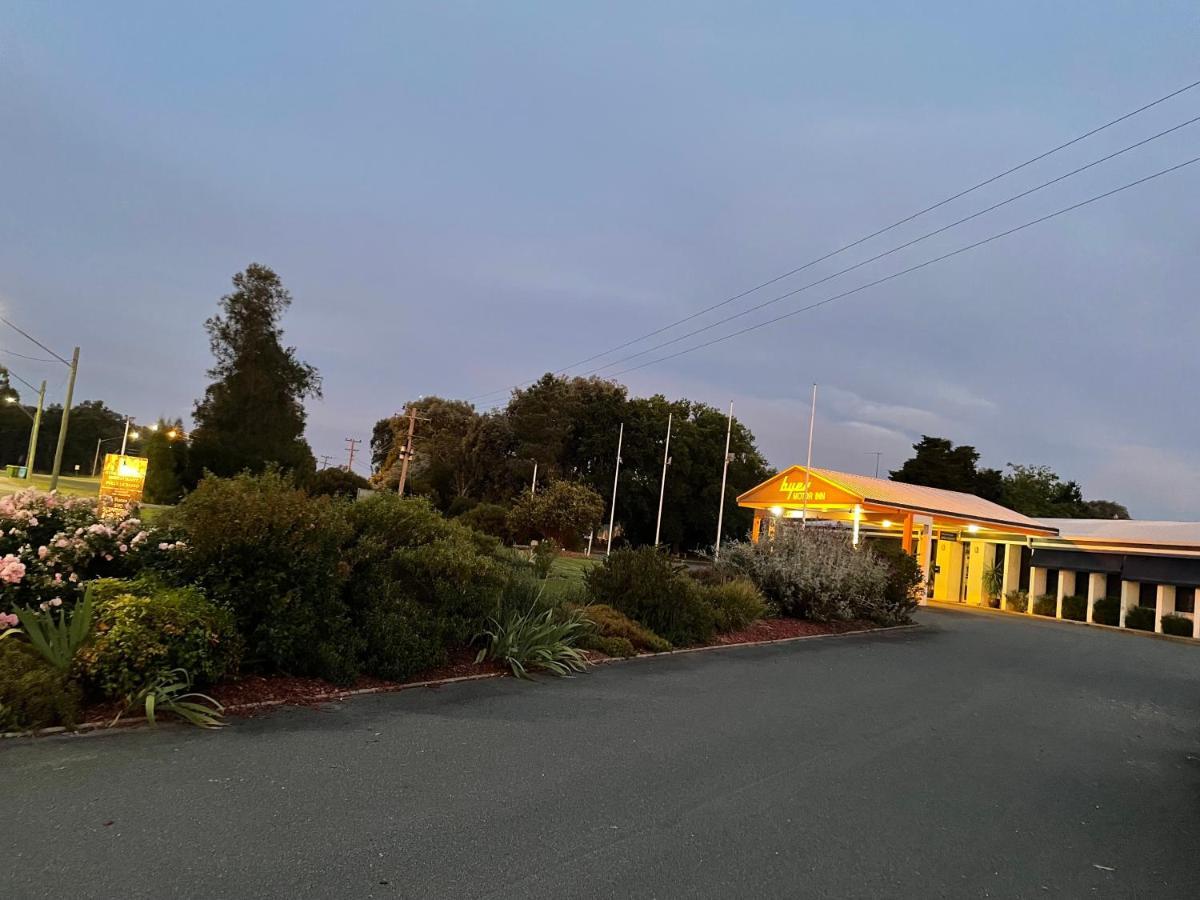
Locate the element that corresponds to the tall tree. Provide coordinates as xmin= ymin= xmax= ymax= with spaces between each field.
xmin=890 ymin=436 xmax=1003 ymax=500
xmin=189 ymin=264 xmax=320 ymax=481
xmin=142 ymin=418 xmax=188 ymax=504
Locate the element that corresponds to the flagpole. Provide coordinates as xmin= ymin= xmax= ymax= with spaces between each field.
xmin=801 ymin=383 xmax=817 ymax=528
xmin=606 ymin=423 xmax=624 ymax=556
xmin=654 ymin=413 xmax=672 ymax=547
xmin=714 ymin=401 xmax=734 ymax=560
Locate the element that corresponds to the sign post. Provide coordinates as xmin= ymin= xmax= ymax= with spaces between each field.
xmin=98 ymin=454 xmax=148 ymax=519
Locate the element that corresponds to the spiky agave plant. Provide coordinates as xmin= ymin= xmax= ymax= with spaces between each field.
xmin=476 ymin=605 xmax=592 ymax=679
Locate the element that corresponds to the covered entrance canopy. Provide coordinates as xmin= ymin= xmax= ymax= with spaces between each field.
xmin=737 ymin=467 xmax=1058 ymax=604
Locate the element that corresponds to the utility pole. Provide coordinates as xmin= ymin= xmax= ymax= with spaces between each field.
xmin=654 ymin=413 xmax=672 ymax=548
xmin=867 ymin=450 xmax=882 ymax=478
xmin=318 ymin=455 xmax=333 ymax=470
xmin=119 ymin=415 xmax=134 ymax=457
xmin=24 ymin=380 xmax=46 ymax=480
xmin=606 ymin=422 xmax=623 ymax=556
xmin=714 ymin=401 xmax=734 ymax=561
xmin=801 ymin=383 xmax=817 ymax=528
xmin=344 ymin=437 xmax=362 ymax=472
xmin=396 ymin=406 xmax=420 ymax=495
xmin=530 ymin=461 xmax=538 ymax=495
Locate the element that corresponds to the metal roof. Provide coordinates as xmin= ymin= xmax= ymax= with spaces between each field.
xmin=1038 ymin=518 xmax=1200 ymax=549
xmin=739 ymin=466 xmax=1058 ymax=535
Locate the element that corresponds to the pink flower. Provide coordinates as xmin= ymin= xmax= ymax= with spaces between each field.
xmin=158 ymin=542 xmax=170 ymax=551
xmin=118 ymin=544 xmax=128 ymax=553
xmin=54 ymin=573 xmax=63 ymax=583
xmin=37 ymin=546 xmax=48 ymax=559
xmin=49 ymin=597 xmax=63 ymax=607
xmin=68 ymin=572 xmax=78 ymax=583
xmin=27 ymin=516 xmax=38 ymax=526
xmin=104 ymin=554 xmax=114 ymax=561
xmin=0 ymin=612 xmax=18 ymax=628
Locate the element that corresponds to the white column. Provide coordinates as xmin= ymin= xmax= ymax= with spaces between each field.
xmin=1194 ymin=601 xmax=1200 ymax=640
xmin=1155 ymin=585 xmax=1173 ymax=634
xmin=1056 ymin=570 xmax=1073 ymax=619
xmin=1087 ymin=572 xmax=1105 ymax=624
xmin=1000 ymin=545 xmax=1021 ymax=611
xmin=1028 ymin=566 xmax=1047 ymax=615
xmin=1120 ymin=580 xmax=1138 ymax=628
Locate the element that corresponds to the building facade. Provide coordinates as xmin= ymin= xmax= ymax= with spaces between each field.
xmin=737 ymin=466 xmax=1200 ymax=639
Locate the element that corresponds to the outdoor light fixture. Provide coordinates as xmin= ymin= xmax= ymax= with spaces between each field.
xmin=770 ymin=505 xmax=783 ymax=517
xmin=881 ymin=520 xmax=892 ymax=528
xmin=129 ymin=431 xmax=140 ymax=441
xmin=967 ymin=524 xmax=980 ymax=533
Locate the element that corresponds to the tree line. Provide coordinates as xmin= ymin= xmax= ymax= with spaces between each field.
xmin=890 ymin=436 xmax=1129 ymax=519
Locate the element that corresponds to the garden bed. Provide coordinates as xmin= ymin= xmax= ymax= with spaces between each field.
xmin=13 ymin=619 xmax=893 ymax=736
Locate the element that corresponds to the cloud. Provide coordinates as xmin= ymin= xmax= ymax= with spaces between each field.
xmin=1087 ymin=445 xmax=1200 ymax=520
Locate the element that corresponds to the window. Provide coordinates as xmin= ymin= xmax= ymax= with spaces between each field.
xmin=1138 ymin=582 xmax=1158 ymax=608
xmin=1046 ymin=569 xmax=1059 ymax=596
xmin=1176 ymin=586 xmax=1196 ymax=614
xmin=1069 ymin=571 xmax=1089 ymax=597
xmin=1105 ymin=572 xmax=1122 ymax=599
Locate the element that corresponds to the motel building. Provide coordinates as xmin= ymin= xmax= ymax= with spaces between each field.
xmin=737 ymin=466 xmax=1200 ymax=640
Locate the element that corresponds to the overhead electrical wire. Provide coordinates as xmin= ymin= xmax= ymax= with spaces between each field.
xmin=465 ymin=76 xmax=1200 ymax=405
xmin=577 ymin=114 xmax=1200 ymax=376
xmin=598 ymin=155 xmax=1200 ymax=381
xmin=0 ymin=347 xmax=58 ymax=364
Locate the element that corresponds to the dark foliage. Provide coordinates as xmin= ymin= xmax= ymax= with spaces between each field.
xmin=584 ymin=548 xmax=716 ymax=645
xmin=0 ymin=641 xmax=83 ymax=730
xmin=1124 ymin=605 xmax=1155 ymax=631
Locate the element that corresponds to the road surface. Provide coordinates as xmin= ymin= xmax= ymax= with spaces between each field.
xmin=5 ymin=608 xmax=1199 ymax=897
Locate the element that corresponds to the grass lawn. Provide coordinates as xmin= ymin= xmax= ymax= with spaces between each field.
xmin=0 ymin=473 xmax=100 ymax=498
xmin=541 ymin=553 xmax=600 ymax=602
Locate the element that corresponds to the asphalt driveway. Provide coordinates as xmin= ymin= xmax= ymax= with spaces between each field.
xmin=4 ymin=608 xmax=1199 ymax=898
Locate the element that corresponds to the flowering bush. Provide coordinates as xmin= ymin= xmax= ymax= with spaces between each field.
xmin=717 ymin=529 xmax=890 ymax=622
xmin=0 ymin=490 xmax=158 ymax=611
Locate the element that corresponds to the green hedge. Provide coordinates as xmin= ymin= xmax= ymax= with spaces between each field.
xmin=1092 ymin=596 xmax=1120 ymax=626
xmin=1161 ymin=614 xmax=1194 ymax=637
xmin=1032 ymin=594 xmax=1057 ymax=617
xmin=1061 ymin=595 xmax=1087 ymax=622
xmin=1004 ymin=590 xmax=1028 ymax=613
xmin=1125 ymin=606 xmax=1155 ymax=631
xmin=0 ymin=641 xmax=82 ymax=731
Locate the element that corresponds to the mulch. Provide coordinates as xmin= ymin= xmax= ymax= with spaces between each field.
xmin=71 ymin=620 xmax=881 ymax=728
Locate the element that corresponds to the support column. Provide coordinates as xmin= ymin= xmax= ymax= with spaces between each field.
xmin=1120 ymin=580 xmax=1138 ymax=628
xmin=1155 ymin=585 xmax=1173 ymax=634
xmin=1056 ymin=570 xmax=1074 ymax=619
xmin=1087 ymin=572 xmax=1105 ymax=624
xmin=965 ymin=542 xmax=986 ymax=606
xmin=901 ymin=512 xmax=914 ymax=555
xmin=1194 ymin=603 xmax=1200 ymax=640
xmin=750 ymin=512 xmax=763 ymax=544
xmin=1028 ymin=566 xmax=1047 ymax=616
xmin=1000 ymin=545 xmax=1021 ymax=611
xmin=914 ymin=515 xmax=933 ymax=606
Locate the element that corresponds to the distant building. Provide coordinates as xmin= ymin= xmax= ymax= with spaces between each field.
xmin=738 ymin=466 xmax=1199 ymax=639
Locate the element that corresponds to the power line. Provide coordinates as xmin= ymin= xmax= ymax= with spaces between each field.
xmin=466 ymin=76 xmax=1200 ymax=404
xmin=0 ymin=347 xmax=59 ymax=364
xmin=600 ymin=155 xmax=1200 ymax=381
xmin=580 ymin=114 xmax=1200 ymax=376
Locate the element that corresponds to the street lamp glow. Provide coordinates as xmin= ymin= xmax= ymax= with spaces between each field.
xmin=129 ymin=431 xmax=140 ymax=441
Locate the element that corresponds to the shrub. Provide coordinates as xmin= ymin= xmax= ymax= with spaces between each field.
xmin=358 ymin=595 xmax=446 ymax=681
xmin=576 ymin=603 xmax=671 ymax=653
xmin=0 ymin=640 xmax=82 ymax=730
xmin=1032 ymin=594 xmax=1056 ymax=617
xmin=1125 ymin=605 xmax=1155 ymax=631
xmin=476 ymin=606 xmax=591 ymax=678
xmin=458 ymin=503 xmax=511 ymax=542
xmin=344 ymin=494 xmax=516 ymax=648
xmin=74 ymin=578 xmax=242 ymax=699
xmin=585 ymin=548 xmax=716 ymax=645
xmin=701 ymin=579 xmax=766 ymax=632
xmin=531 ymin=539 xmax=560 ymax=579
xmin=1062 ymin=595 xmax=1087 ymax=622
xmin=718 ymin=530 xmax=887 ymax=622
xmin=162 ymin=470 xmax=360 ymax=683
xmin=582 ymin=634 xmax=636 ymax=658
xmin=306 ymin=467 xmax=371 ymax=499
xmin=506 ymin=480 xmax=604 ymax=550
xmin=1161 ymin=614 xmax=1194 ymax=637
xmin=1004 ymin=590 xmax=1029 ymax=613
xmin=866 ymin=541 xmax=923 ymax=625
xmin=1092 ymin=596 xmax=1120 ymax=626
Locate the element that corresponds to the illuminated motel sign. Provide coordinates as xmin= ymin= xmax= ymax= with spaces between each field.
xmin=778 ymin=475 xmax=826 ymax=503
xmin=98 ymin=453 xmax=149 ymax=519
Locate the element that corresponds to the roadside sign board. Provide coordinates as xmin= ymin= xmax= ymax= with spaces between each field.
xmin=98 ymin=453 xmax=148 ymax=518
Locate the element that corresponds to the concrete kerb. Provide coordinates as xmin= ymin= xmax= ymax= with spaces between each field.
xmin=1 ymin=622 xmax=919 ymax=741
xmin=925 ymin=600 xmax=1200 ymax=646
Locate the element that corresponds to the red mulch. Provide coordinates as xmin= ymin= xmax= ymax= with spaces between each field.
xmin=72 ymin=621 xmax=880 ymax=728
xmin=713 ymin=617 xmax=877 ymax=645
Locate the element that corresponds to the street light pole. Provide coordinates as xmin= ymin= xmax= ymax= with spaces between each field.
xmin=606 ymin=422 xmax=623 ymax=557
xmin=119 ymin=415 xmax=133 ymax=457
xmin=23 ymin=380 xmax=45 ymax=480
xmin=654 ymin=413 xmax=672 ymax=548
xmin=48 ymin=346 xmax=80 ymax=492
xmin=530 ymin=461 xmax=538 ymax=496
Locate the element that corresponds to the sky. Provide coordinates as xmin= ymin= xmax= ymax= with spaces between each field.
xmin=1 ymin=2 xmax=1198 ymax=517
